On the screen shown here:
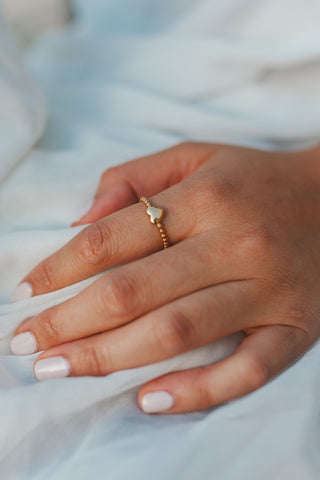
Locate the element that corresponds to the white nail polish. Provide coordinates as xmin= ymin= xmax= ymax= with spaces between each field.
xmin=141 ymin=391 xmax=174 ymax=413
xmin=34 ymin=356 xmax=71 ymax=381
xmin=11 ymin=331 xmax=38 ymax=355
xmin=11 ymin=282 xmax=33 ymax=302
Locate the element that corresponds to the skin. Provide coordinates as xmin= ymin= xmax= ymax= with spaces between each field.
xmin=12 ymin=142 xmax=320 ymax=413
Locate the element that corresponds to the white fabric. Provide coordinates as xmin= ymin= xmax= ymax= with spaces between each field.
xmin=1 ymin=0 xmax=70 ymax=41
xmin=0 ymin=9 xmax=45 ymax=181
xmin=0 ymin=1 xmax=320 ymax=478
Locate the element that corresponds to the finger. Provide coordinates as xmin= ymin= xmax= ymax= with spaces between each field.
xmin=71 ymin=182 xmax=138 ymax=227
xmin=30 ymin=280 xmax=257 ymax=380
xmin=72 ymin=142 xmax=218 ymax=225
xmin=13 ymin=165 xmax=217 ymax=299
xmin=11 ymin=234 xmax=247 ymax=352
xmin=138 ymin=324 xmax=310 ymax=414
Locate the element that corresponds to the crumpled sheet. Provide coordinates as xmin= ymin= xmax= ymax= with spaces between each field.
xmin=0 ymin=1 xmax=320 ymax=478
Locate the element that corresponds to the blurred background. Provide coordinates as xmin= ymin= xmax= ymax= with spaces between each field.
xmin=1 ymin=0 xmax=71 ymax=41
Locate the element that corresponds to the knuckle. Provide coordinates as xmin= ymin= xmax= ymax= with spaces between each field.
xmin=176 ymin=141 xmax=196 ymax=152
xmin=170 ymin=142 xmax=214 ymax=176
xmin=38 ymin=312 xmax=61 ymax=346
xmin=78 ymin=222 xmax=114 ymax=266
xmin=101 ymin=166 xmax=122 ymax=183
xmin=210 ymin=173 xmax=239 ymax=204
xmin=192 ymin=174 xmax=239 ymax=230
xmin=35 ymin=260 xmax=55 ymax=291
xmin=154 ymin=309 xmax=196 ymax=356
xmin=168 ymin=142 xmax=199 ymax=165
xmin=82 ymin=345 xmax=110 ymax=376
xmin=237 ymin=223 xmax=276 ymax=261
xmin=99 ymin=272 xmax=140 ymax=318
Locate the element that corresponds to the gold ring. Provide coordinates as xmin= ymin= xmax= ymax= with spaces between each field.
xmin=140 ymin=196 xmax=169 ymax=249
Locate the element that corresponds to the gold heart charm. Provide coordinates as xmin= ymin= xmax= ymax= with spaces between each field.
xmin=146 ymin=206 xmax=164 ymax=224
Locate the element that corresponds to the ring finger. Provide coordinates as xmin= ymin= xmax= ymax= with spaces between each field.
xmin=14 ymin=177 xmax=204 ymax=299
xmin=31 ymin=279 xmax=259 ymax=380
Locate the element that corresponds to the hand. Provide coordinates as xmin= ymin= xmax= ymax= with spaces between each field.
xmin=10 ymin=142 xmax=320 ymax=414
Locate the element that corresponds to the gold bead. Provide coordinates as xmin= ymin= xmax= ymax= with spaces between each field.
xmin=141 ymin=196 xmax=169 ymax=249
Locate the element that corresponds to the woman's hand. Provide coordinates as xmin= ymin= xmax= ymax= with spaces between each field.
xmin=10 ymin=142 xmax=320 ymax=414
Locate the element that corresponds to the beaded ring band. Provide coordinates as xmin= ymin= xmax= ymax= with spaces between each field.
xmin=140 ymin=196 xmax=169 ymax=249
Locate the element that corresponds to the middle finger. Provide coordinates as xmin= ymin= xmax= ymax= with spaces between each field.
xmin=32 ymin=279 xmax=259 ymax=380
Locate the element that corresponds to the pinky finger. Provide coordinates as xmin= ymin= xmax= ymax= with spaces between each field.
xmin=138 ymin=324 xmax=310 ymax=414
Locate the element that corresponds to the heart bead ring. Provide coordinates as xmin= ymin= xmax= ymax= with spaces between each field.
xmin=140 ymin=196 xmax=169 ymax=249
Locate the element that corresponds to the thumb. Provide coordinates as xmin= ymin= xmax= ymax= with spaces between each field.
xmin=72 ymin=142 xmax=217 ymax=226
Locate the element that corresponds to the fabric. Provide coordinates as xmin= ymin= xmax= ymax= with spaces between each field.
xmin=0 ymin=1 xmax=320 ymax=478
xmin=0 ymin=9 xmax=45 ymax=182
xmin=1 ymin=0 xmax=70 ymax=42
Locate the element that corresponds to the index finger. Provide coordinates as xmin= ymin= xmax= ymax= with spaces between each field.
xmin=11 ymin=179 xmax=200 ymax=300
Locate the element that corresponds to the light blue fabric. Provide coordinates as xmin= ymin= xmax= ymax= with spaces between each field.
xmin=0 ymin=9 xmax=45 ymax=182
xmin=0 ymin=1 xmax=320 ymax=478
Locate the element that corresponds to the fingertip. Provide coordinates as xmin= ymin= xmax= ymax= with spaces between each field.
xmin=10 ymin=331 xmax=38 ymax=355
xmin=72 ymin=180 xmax=139 ymax=227
xmin=11 ymin=281 xmax=34 ymax=303
xmin=71 ymin=219 xmax=88 ymax=227
xmin=71 ymin=199 xmax=95 ymax=226
xmin=139 ymin=390 xmax=175 ymax=414
xmin=34 ymin=355 xmax=71 ymax=381
xmin=138 ymin=368 xmax=218 ymax=414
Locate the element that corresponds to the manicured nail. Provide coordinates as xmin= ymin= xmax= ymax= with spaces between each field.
xmin=10 ymin=332 xmax=38 ymax=355
xmin=11 ymin=282 xmax=33 ymax=302
xmin=141 ymin=391 xmax=174 ymax=413
xmin=34 ymin=356 xmax=71 ymax=381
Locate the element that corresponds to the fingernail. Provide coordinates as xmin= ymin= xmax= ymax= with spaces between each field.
xmin=34 ymin=356 xmax=71 ymax=381
xmin=10 ymin=331 xmax=38 ymax=355
xmin=82 ymin=199 xmax=95 ymax=217
xmin=71 ymin=199 xmax=94 ymax=226
xmin=11 ymin=282 xmax=33 ymax=302
xmin=141 ymin=391 xmax=175 ymax=413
